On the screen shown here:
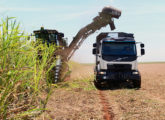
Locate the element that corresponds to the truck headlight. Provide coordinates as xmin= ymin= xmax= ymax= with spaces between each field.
xmin=133 ymin=71 xmax=138 ymax=74
xmin=99 ymin=71 xmax=106 ymax=75
xmin=103 ymin=76 xmax=107 ymax=79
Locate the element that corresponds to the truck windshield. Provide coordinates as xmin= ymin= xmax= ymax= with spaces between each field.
xmin=102 ymin=42 xmax=136 ymax=56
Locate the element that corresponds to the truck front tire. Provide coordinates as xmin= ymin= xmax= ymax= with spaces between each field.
xmin=94 ymin=80 xmax=103 ymax=89
xmin=94 ymin=75 xmax=104 ymax=89
xmin=133 ymin=78 xmax=141 ymax=89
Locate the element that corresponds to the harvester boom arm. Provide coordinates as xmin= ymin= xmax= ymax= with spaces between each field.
xmin=63 ymin=6 xmax=121 ymax=61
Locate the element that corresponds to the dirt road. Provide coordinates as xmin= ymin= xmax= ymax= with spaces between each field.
xmin=39 ymin=63 xmax=165 ymax=120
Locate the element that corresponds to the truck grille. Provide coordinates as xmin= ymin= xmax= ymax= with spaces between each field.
xmin=107 ymin=64 xmax=132 ymax=72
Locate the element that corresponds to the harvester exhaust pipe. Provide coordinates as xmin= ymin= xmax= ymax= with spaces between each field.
xmin=63 ymin=6 xmax=122 ymax=61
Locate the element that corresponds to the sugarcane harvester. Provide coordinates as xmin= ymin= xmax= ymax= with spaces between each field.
xmin=33 ymin=6 xmax=122 ymax=83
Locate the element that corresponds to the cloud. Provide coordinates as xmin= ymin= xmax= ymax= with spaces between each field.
xmin=124 ymin=4 xmax=165 ymax=16
xmin=58 ymin=8 xmax=98 ymax=21
xmin=0 ymin=7 xmax=49 ymax=12
xmin=0 ymin=4 xmax=80 ymax=13
xmin=0 ymin=7 xmax=46 ymax=15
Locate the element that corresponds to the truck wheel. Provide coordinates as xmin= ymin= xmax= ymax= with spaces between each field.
xmin=94 ymin=80 xmax=103 ymax=89
xmin=133 ymin=78 xmax=141 ymax=89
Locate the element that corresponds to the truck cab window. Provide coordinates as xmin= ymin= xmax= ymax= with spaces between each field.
xmin=102 ymin=42 xmax=137 ymax=56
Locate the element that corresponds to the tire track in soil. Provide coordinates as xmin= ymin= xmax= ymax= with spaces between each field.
xmin=98 ymin=91 xmax=114 ymax=120
xmin=68 ymin=63 xmax=114 ymax=119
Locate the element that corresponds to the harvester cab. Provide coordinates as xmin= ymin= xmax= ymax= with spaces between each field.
xmin=33 ymin=27 xmax=67 ymax=47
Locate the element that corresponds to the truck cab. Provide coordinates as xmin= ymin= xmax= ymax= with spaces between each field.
xmin=93 ymin=32 xmax=145 ymax=88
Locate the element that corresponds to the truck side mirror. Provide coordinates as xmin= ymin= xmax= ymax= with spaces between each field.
xmin=93 ymin=48 xmax=99 ymax=55
xmin=93 ymin=43 xmax=97 ymax=47
xmin=93 ymin=49 xmax=96 ymax=54
xmin=140 ymin=43 xmax=145 ymax=48
xmin=141 ymin=49 xmax=145 ymax=55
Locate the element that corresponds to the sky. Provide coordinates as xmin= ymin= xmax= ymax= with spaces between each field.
xmin=0 ymin=0 xmax=165 ymax=63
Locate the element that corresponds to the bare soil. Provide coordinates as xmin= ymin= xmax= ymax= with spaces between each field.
xmin=38 ymin=63 xmax=165 ymax=120
xmin=70 ymin=63 xmax=94 ymax=80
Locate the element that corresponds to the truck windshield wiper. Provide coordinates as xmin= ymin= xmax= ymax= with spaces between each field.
xmin=112 ymin=57 xmax=128 ymax=62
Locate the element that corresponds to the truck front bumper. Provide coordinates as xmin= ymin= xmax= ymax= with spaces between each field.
xmin=96 ymin=71 xmax=140 ymax=81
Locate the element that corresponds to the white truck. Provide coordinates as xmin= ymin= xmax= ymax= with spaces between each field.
xmin=93 ymin=32 xmax=145 ymax=88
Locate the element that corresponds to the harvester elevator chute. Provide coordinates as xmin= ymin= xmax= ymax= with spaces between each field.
xmin=63 ymin=6 xmax=121 ymax=61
